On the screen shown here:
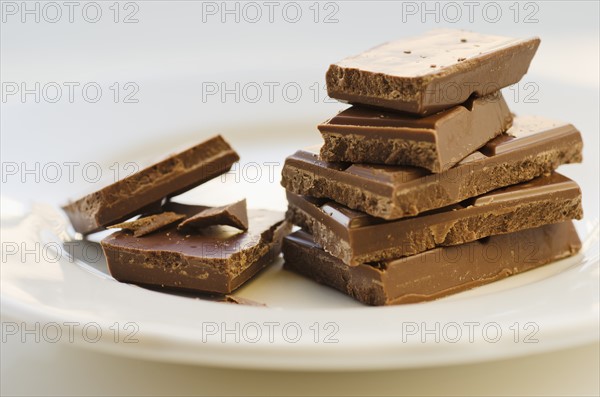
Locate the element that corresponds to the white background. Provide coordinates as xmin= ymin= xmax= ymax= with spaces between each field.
xmin=1 ymin=1 xmax=599 ymax=395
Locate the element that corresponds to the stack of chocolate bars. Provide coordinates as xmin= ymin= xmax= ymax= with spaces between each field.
xmin=281 ymin=29 xmax=584 ymax=305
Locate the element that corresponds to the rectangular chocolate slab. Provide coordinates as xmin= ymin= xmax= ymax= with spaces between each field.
xmin=101 ymin=203 xmax=291 ymax=294
xmin=318 ymin=93 xmax=512 ymax=172
xmin=283 ymin=116 xmax=583 ymax=220
xmin=63 ymin=135 xmax=239 ymax=235
xmin=283 ymin=222 xmax=581 ymax=305
xmin=286 ymin=172 xmax=582 ymax=266
xmin=326 ymin=29 xmax=540 ymax=115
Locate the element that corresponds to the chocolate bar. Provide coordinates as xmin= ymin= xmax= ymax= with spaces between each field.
xmin=282 ymin=116 xmax=583 ymax=220
xmin=101 ymin=202 xmax=291 ymax=294
xmin=318 ymin=93 xmax=512 ymax=172
xmin=283 ymin=222 xmax=581 ymax=305
xmin=63 ymin=135 xmax=239 ymax=235
xmin=286 ymin=172 xmax=582 ymax=266
xmin=326 ymin=29 xmax=540 ymax=115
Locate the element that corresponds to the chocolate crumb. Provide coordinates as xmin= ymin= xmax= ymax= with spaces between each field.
xmin=461 ymin=38 xmax=467 ymax=43
xmin=224 ymin=295 xmax=267 ymax=306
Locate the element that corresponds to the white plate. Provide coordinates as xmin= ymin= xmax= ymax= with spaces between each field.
xmin=1 ymin=122 xmax=598 ymax=371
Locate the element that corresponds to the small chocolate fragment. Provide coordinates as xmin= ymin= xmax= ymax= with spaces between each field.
xmin=318 ymin=93 xmax=512 ymax=172
xmin=283 ymin=222 xmax=582 ymax=305
xmin=224 ymin=295 xmax=267 ymax=306
xmin=101 ymin=202 xmax=291 ymax=294
xmin=326 ymin=29 xmax=540 ymax=115
xmin=282 ymin=116 xmax=583 ymax=220
xmin=178 ymin=199 xmax=248 ymax=231
xmin=286 ymin=173 xmax=582 ymax=266
xmin=108 ymin=212 xmax=185 ymax=237
xmin=63 ymin=135 xmax=240 ymax=235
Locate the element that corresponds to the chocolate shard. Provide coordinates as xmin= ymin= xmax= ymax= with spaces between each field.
xmin=318 ymin=93 xmax=512 ymax=172
xmin=107 ymin=212 xmax=186 ymax=237
xmin=282 ymin=115 xmax=583 ymax=220
xmin=283 ymin=222 xmax=582 ymax=305
xmin=178 ymin=199 xmax=249 ymax=231
xmin=326 ymin=29 xmax=540 ymax=115
xmin=101 ymin=202 xmax=291 ymax=294
xmin=286 ymin=172 xmax=582 ymax=266
xmin=224 ymin=295 xmax=267 ymax=306
xmin=62 ymin=135 xmax=240 ymax=235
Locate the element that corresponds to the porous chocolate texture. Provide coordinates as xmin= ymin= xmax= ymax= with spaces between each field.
xmin=326 ymin=29 xmax=540 ymax=115
xmin=282 ymin=116 xmax=583 ymax=220
xmin=286 ymin=172 xmax=582 ymax=266
xmin=283 ymin=222 xmax=581 ymax=305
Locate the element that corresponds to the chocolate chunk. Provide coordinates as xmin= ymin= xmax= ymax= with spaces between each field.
xmin=62 ymin=135 xmax=240 ymax=235
xmin=286 ymin=172 xmax=582 ymax=266
xmin=318 ymin=93 xmax=512 ymax=172
xmin=101 ymin=202 xmax=291 ymax=294
xmin=326 ymin=29 xmax=540 ymax=115
xmin=178 ymin=199 xmax=248 ymax=231
xmin=282 ymin=116 xmax=583 ymax=220
xmin=108 ymin=212 xmax=186 ymax=237
xmin=283 ymin=222 xmax=582 ymax=305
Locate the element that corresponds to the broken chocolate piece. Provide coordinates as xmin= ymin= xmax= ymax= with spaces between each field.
xmin=63 ymin=135 xmax=240 ymax=235
xmin=101 ymin=202 xmax=291 ymax=294
xmin=178 ymin=199 xmax=248 ymax=231
xmin=326 ymin=29 xmax=540 ymax=115
xmin=282 ymin=116 xmax=583 ymax=220
xmin=224 ymin=295 xmax=267 ymax=306
xmin=108 ymin=212 xmax=185 ymax=237
xmin=286 ymin=172 xmax=582 ymax=266
xmin=283 ymin=222 xmax=582 ymax=305
xmin=318 ymin=93 xmax=512 ymax=172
